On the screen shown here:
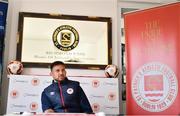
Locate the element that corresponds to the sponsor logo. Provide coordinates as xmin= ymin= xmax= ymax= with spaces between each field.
xmin=50 ymin=92 xmax=55 ymax=96
xmin=79 ymin=82 xmax=90 ymax=85
xmin=92 ymin=80 xmax=100 ymax=88
xmin=90 ymin=94 xmax=105 ymax=99
xmin=0 ymin=26 xmax=4 ymax=30
xmin=67 ymin=88 xmax=74 ymax=94
xmin=30 ymin=102 xmax=38 ymax=111
xmin=92 ymin=103 xmax=100 ymax=112
xmin=0 ymin=11 xmax=3 ymax=16
xmin=31 ymin=78 xmax=40 ymax=86
xmin=52 ymin=25 xmax=79 ymax=51
xmin=11 ymin=104 xmax=26 ymax=108
xmin=108 ymin=92 xmax=116 ymax=101
xmin=10 ymin=90 xmax=19 ymax=99
xmin=104 ymin=106 xmax=119 ymax=109
xmin=132 ymin=62 xmax=178 ymax=112
xmin=103 ymin=82 xmax=117 ymax=86
xmin=23 ymin=93 xmax=39 ymax=97
xmin=13 ymin=79 xmax=28 ymax=83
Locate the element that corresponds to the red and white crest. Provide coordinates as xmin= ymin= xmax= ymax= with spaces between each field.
xmin=31 ymin=78 xmax=40 ymax=86
xmin=132 ymin=62 xmax=178 ymax=112
xmin=108 ymin=92 xmax=116 ymax=101
xmin=144 ymin=75 xmax=163 ymax=102
xmin=10 ymin=90 xmax=19 ymax=99
xmin=92 ymin=103 xmax=100 ymax=112
xmin=92 ymin=80 xmax=100 ymax=88
xmin=30 ymin=102 xmax=38 ymax=111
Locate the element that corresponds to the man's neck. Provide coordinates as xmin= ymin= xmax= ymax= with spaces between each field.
xmin=53 ymin=78 xmax=67 ymax=83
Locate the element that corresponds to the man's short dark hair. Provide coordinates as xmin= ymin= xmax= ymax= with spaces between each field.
xmin=50 ymin=61 xmax=65 ymax=71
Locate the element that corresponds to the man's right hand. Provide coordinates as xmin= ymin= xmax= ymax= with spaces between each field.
xmin=44 ymin=109 xmax=55 ymax=113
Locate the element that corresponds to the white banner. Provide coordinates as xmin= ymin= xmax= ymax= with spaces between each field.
xmin=7 ymin=75 xmax=119 ymax=114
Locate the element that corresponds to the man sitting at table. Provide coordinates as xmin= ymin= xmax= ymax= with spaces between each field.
xmin=41 ymin=61 xmax=93 ymax=113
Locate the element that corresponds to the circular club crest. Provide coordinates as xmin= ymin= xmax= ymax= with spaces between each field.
xmin=31 ymin=78 xmax=40 ymax=86
xmin=132 ymin=62 xmax=178 ymax=112
xmin=52 ymin=25 xmax=79 ymax=51
xmin=10 ymin=90 xmax=19 ymax=98
xmin=92 ymin=80 xmax=100 ymax=88
xmin=108 ymin=92 xmax=116 ymax=101
xmin=92 ymin=103 xmax=100 ymax=112
xmin=30 ymin=102 xmax=38 ymax=111
xmin=67 ymin=88 xmax=74 ymax=94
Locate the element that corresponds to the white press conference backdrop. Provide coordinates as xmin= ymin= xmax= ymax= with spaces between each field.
xmin=6 ymin=75 xmax=119 ymax=114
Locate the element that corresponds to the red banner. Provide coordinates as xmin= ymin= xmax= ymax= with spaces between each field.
xmin=124 ymin=2 xmax=180 ymax=115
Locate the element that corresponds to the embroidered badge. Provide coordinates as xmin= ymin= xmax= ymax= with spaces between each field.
xmin=67 ymin=88 xmax=74 ymax=94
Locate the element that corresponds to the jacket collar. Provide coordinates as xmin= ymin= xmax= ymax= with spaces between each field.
xmin=52 ymin=77 xmax=69 ymax=85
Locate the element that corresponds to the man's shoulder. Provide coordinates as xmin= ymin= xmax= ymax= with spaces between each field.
xmin=43 ymin=83 xmax=55 ymax=92
xmin=67 ymin=79 xmax=80 ymax=85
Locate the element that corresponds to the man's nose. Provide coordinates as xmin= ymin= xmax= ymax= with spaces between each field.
xmin=59 ymin=71 xmax=63 ymax=74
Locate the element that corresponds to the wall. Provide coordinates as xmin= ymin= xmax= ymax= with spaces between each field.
xmin=0 ymin=0 xmax=120 ymax=114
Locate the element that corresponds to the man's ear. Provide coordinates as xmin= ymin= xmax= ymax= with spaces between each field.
xmin=50 ymin=72 xmax=52 ymax=76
